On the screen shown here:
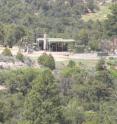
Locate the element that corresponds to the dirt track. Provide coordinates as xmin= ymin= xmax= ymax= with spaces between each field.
xmin=0 ymin=46 xmax=117 ymax=61
xmin=20 ymin=51 xmax=102 ymax=61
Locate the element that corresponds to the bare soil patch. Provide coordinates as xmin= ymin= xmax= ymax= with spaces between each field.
xmin=0 ymin=85 xmax=7 ymax=91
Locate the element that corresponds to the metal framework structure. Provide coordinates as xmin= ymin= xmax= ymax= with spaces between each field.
xmin=36 ymin=34 xmax=75 ymax=51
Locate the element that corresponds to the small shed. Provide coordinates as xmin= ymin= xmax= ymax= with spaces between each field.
xmin=36 ymin=34 xmax=75 ymax=51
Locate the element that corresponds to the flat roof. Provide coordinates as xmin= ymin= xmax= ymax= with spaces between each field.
xmin=48 ymin=38 xmax=75 ymax=43
xmin=37 ymin=38 xmax=75 ymax=43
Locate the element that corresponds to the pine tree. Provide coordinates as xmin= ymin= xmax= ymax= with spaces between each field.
xmin=23 ymin=69 xmax=62 ymax=124
xmin=105 ymin=4 xmax=117 ymax=37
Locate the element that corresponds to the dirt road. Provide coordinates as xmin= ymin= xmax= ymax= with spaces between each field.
xmin=0 ymin=46 xmax=117 ymax=61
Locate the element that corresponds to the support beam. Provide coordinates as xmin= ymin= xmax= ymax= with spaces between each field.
xmin=43 ymin=33 xmax=47 ymax=50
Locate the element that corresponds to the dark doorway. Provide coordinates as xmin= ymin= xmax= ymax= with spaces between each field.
xmin=39 ymin=40 xmax=44 ymax=50
xmin=50 ymin=43 xmax=68 ymax=51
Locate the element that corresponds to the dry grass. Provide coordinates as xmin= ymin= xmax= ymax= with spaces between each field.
xmin=82 ymin=5 xmax=111 ymax=22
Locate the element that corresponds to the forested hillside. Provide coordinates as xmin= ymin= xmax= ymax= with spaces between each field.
xmin=0 ymin=0 xmax=98 ymax=37
xmin=0 ymin=57 xmax=117 ymax=124
xmin=0 ymin=1 xmax=117 ymax=124
xmin=0 ymin=0 xmax=116 ymax=51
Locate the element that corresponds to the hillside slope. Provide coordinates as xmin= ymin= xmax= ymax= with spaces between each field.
xmin=82 ymin=4 xmax=111 ymax=21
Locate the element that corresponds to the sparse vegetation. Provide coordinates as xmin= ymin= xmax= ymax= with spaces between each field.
xmin=67 ymin=60 xmax=76 ymax=68
xmin=16 ymin=52 xmax=24 ymax=62
xmin=82 ymin=4 xmax=111 ymax=21
xmin=2 ymin=48 xmax=12 ymax=56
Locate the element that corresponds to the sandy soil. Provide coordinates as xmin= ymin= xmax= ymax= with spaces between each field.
xmin=0 ymin=85 xmax=7 ymax=91
xmin=1 ymin=46 xmax=116 ymax=61
xmin=23 ymin=51 xmax=70 ymax=61
xmin=18 ymin=50 xmax=100 ymax=61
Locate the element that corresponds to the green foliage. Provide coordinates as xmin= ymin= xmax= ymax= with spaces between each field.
xmin=63 ymin=99 xmax=85 ymax=124
xmin=0 ymin=0 xmax=115 ymax=52
xmin=78 ymin=29 xmax=89 ymax=46
xmin=0 ymin=68 xmax=40 ymax=95
xmin=38 ymin=53 xmax=55 ymax=70
xmin=60 ymin=58 xmax=116 ymax=123
xmin=0 ymin=0 xmax=106 ymax=51
xmin=0 ymin=24 xmax=26 ymax=47
xmin=23 ymin=69 xmax=62 ymax=124
xmin=0 ymin=24 xmax=5 ymax=45
xmin=67 ymin=60 xmax=76 ymax=68
xmin=96 ymin=59 xmax=113 ymax=87
xmin=107 ymin=57 xmax=117 ymax=66
xmin=96 ymin=58 xmax=106 ymax=71
xmin=110 ymin=69 xmax=117 ymax=78
xmin=86 ymin=0 xmax=98 ymax=12
xmin=16 ymin=52 xmax=24 ymax=62
xmin=0 ymin=2 xmax=116 ymax=124
xmin=0 ymin=59 xmax=117 ymax=124
xmin=104 ymin=3 xmax=117 ymax=37
xmin=82 ymin=4 xmax=111 ymax=22
xmin=2 ymin=47 xmax=12 ymax=56
xmin=75 ymin=45 xmax=85 ymax=53
xmin=0 ymin=92 xmax=25 ymax=124
xmin=88 ymin=39 xmax=100 ymax=51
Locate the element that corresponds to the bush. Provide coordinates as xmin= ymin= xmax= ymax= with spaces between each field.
xmin=107 ymin=57 xmax=117 ymax=66
xmin=75 ymin=45 xmax=85 ymax=53
xmin=16 ymin=52 xmax=24 ymax=62
xmin=67 ymin=60 xmax=76 ymax=68
xmin=38 ymin=53 xmax=55 ymax=70
xmin=2 ymin=48 xmax=12 ymax=56
xmin=96 ymin=58 xmax=106 ymax=71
